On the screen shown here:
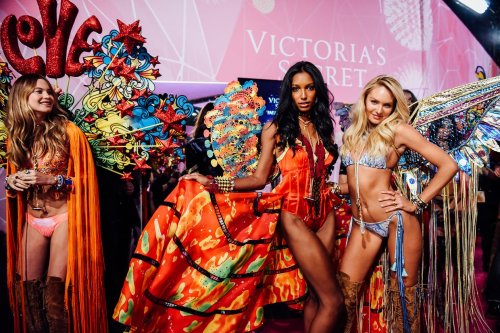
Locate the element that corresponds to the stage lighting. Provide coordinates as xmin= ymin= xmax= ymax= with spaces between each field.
xmin=456 ymin=0 xmax=489 ymax=14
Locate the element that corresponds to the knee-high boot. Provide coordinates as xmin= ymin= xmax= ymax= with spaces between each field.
xmin=405 ymin=283 xmax=420 ymax=332
xmin=44 ymin=276 xmax=68 ymax=333
xmin=337 ymin=271 xmax=364 ymax=333
xmin=388 ymin=278 xmax=420 ymax=333
xmin=15 ymin=276 xmax=48 ymax=333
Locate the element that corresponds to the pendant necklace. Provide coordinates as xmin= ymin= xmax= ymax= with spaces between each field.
xmin=30 ymin=151 xmax=45 ymax=212
xmin=299 ymin=119 xmax=325 ymax=217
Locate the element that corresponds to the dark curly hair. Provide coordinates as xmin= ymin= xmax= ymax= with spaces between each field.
xmin=272 ymin=61 xmax=337 ymax=157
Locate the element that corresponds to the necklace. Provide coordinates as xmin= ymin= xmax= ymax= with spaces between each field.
xmin=300 ymin=131 xmax=325 ymax=219
xmin=299 ymin=121 xmax=319 ymax=152
xmin=30 ymin=153 xmax=45 ymax=212
xmin=299 ymin=117 xmax=312 ymax=126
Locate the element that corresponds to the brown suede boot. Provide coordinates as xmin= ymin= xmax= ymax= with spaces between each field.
xmin=387 ymin=278 xmax=420 ymax=333
xmin=44 ymin=276 xmax=68 ymax=333
xmin=387 ymin=278 xmax=403 ymax=333
xmin=404 ymin=283 xmax=420 ymax=332
xmin=337 ymin=271 xmax=364 ymax=333
xmin=15 ymin=277 xmax=49 ymax=333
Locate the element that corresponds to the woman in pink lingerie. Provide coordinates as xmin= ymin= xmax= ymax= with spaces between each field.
xmin=4 ymin=74 xmax=106 ymax=333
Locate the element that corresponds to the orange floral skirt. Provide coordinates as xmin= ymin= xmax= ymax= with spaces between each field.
xmin=112 ymin=179 xmax=303 ymax=332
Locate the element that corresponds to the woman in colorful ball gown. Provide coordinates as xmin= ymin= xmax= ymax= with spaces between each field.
xmin=113 ymin=61 xmax=343 ymax=332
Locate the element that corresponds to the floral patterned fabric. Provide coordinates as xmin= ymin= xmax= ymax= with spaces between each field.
xmin=113 ymin=141 xmax=343 ymax=332
xmin=113 ymin=180 xmax=282 ymax=332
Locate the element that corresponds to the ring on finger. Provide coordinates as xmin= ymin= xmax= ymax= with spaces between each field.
xmin=25 ymin=170 xmax=30 ymax=174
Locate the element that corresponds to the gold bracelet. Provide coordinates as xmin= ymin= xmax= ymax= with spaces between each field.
xmin=214 ymin=176 xmax=235 ymax=193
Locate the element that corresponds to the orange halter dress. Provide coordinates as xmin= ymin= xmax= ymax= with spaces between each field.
xmin=273 ymin=136 xmax=336 ymax=231
xmin=256 ymin=136 xmax=341 ymax=313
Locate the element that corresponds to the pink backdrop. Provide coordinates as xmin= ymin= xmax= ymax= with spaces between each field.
xmin=0 ymin=0 xmax=498 ymax=103
xmin=0 ymin=0 xmax=498 ymax=230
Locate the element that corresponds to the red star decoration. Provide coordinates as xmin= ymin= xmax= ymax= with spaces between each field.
xmin=155 ymin=137 xmax=180 ymax=153
xmin=151 ymin=69 xmax=161 ymax=79
xmin=107 ymin=132 xmax=128 ymax=147
xmin=116 ymin=100 xmax=135 ymax=118
xmin=130 ymin=88 xmax=148 ymax=101
xmin=83 ymin=115 xmax=96 ymax=123
xmin=132 ymin=130 xmax=145 ymax=141
xmin=82 ymin=58 xmax=94 ymax=71
xmin=154 ymin=104 xmax=187 ymax=134
xmin=132 ymin=157 xmax=152 ymax=173
xmin=121 ymin=172 xmax=133 ymax=181
xmin=95 ymin=109 xmax=105 ymax=118
xmin=118 ymin=65 xmax=137 ymax=83
xmin=150 ymin=56 xmax=160 ymax=67
xmin=130 ymin=152 xmax=140 ymax=161
xmin=90 ymin=39 xmax=102 ymax=53
xmin=108 ymin=57 xmax=127 ymax=75
xmin=112 ymin=20 xmax=146 ymax=54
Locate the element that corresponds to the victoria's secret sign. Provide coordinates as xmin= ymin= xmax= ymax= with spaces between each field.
xmin=245 ymin=29 xmax=387 ymax=88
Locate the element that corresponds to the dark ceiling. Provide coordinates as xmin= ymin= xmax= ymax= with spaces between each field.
xmin=444 ymin=0 xmax=500 ymax=66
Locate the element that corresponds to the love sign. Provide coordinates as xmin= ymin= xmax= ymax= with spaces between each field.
xmin=0 ymin=0 xmax=102 ymax=78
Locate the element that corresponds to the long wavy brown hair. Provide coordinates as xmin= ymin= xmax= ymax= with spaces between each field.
xmin=6 ymin=74 xmax=68 ymax=168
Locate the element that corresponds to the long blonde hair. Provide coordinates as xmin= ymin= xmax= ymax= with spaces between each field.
xmin=6 ymin=74 xmax=68 ymax=168
xmin=341 ymin=75 xmax=409 ymax=157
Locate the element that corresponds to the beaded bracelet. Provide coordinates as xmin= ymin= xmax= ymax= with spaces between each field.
xmin=4 ymin=176 xmax=13 ymax=191
xmin=54 ymin=175 xmax=73 ymax=191
xmin=410 ymin=194 xmax=428 ymax=214
xmin=214 ymin=176 xmax=235 ymax=193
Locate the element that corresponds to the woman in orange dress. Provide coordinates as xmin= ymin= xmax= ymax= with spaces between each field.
xmin=113 ymin=61 xmax=343 ymax=333
xmin=186 ymin=61 xmax=344 ymax=332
